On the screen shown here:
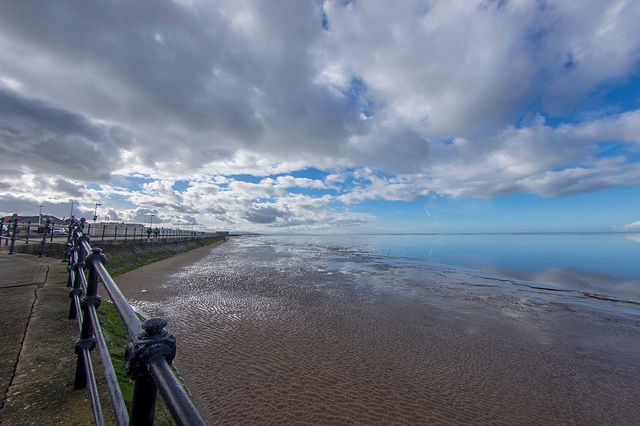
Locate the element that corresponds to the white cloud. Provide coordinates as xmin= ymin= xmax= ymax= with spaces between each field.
xmin=276 ymin=176 xmax=326 ymax=189
xmin=624 ymin=221 xmax=640 ymax=231
xmin=1 ymin=0 xmax=640 ymax=229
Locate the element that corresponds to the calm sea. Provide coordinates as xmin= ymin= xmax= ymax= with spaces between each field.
xmin=266 ymin=232 xmax=640 ymax=302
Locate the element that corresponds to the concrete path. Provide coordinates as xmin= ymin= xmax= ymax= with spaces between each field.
xmin=0 ymin=253 xmax=114 ymax=425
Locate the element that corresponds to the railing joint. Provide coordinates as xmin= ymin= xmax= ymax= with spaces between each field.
xmin=81 ymin=294 xmax=101 ymax=310
xmin=125 ymin=318 xmax=176 ymax=380
xmin=75 ymin=336 xmax=97 ymax=356
xmin=69 ymin=287 xmax=84 ymax=299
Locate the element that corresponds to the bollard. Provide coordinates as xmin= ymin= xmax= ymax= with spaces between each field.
xmin=73 ymin=246 xmax=104 ymax=390
xmin=114 ymin=226 xmax=118 ymax=241
xmin=124 ymin=227 xmax=128 ymax=241
xmin=50 ymin=224 xmax=55 ymax=242
xmin=38 ymin=219 xmax=51 ymax=258
xmin=125 ymin=317 xmax=176 ymax=425
xmin=8 ymin=214 xmax=19 ymax=255
xmin=25 ymin=221 xmax=31 ymax=245
xmin=102 ymin=225 xmax=106 ymax=242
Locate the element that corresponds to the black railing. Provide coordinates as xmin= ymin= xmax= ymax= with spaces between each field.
xmin=64 ymin=218 xmax=207 ymax=426
xmin=0 ymin=216 xmax=223 ymax=255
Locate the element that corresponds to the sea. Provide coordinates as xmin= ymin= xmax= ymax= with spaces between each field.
xmin=120 ymin=232 xmax=640 ymax=424
xmin=284 ymin=232 xmax=640 ymax=302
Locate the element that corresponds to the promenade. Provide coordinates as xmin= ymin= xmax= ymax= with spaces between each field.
xmin=0 ymin=252 xmax=112 ymax=425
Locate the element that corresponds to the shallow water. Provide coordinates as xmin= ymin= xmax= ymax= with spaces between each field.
xmin=120 ymin=235 xmax=640 ymax=425
xmin=324 ymin=233 xmax=640 ymax=301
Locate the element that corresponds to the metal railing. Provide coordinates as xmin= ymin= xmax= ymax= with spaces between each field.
xmin=63 ymin=218 xmax=207 ymax=426
xmin=0 ymin=215 xmax=224 ymax=256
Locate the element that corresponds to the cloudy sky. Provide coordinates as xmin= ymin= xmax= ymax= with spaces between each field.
xmin=1 ymin=0 xmax=640 ymax=232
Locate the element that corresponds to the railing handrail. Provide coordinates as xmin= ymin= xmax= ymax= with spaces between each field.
xmin=64 ymin=219 xmax=207 ymax=426
xmin=1 ymin=219 xmax=222 ymax=251
xmin=81 ymin=238 xmax=144 ymax=337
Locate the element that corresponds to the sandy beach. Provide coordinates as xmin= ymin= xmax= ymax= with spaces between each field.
xmin=115 ymin=236 xmax=640 ymax=425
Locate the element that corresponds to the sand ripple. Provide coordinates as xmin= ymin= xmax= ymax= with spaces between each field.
xmin=121 ymin=236 xmax=640 ymax=425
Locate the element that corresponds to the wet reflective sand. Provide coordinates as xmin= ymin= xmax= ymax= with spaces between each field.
xmin=116 ymin=236 xmax=640 ymax=425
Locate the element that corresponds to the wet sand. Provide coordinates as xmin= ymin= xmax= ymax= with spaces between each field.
xmin=116 ymin=237 xmax=640 ymax=425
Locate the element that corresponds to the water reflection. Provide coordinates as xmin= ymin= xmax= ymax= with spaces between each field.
xmin=625 ymin=233 xmax=640 ymax=243
xmin=488 ymin=266 xmax=640 ymax=302
xmin=324 ymin=233 xmax=640 ymax=301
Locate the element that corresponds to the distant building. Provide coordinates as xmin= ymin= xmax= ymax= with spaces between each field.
xmin=1 ymin=214 xmax=67 ymax=226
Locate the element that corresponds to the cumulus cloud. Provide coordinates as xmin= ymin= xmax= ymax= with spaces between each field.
xmin=0 ymin=89 xmax=132 ymax=181
xmin=624 ymin=221 xmax=640 ymax=231
xmin=0 ymin=172 xmax=89 ymax=203
xmin=320 ymin=0 xmax=640 ymax=134
xmin=1 ymin=0 xmax=639 ymax=229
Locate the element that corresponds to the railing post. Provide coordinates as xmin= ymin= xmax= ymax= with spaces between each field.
xmin=63 ymin=217 xmax=76 ymax=262
xmin=25 ymin=221 xmax=31 ymax=245
xmin=125 ymin=318 xmax=176 ymax=425
xmin=73 ymin=245 xmax=104 ymax=390
xmin=67 ymin=244 xmax=76 ymax=288
xmin=68 ymin=234 xmax=87 ymax=319
xmin=125 ymin=227 xmax=128 ymax=241
xmin=102 ymin=225 xmax=106 ymax=241
xmin=114 ymin=225 xmax=118 ymax=241
xmin=38 ymin=218 xmax=51 ymax=258
xmin=8 ymin=214 xmax=19 ymax=255
xmin=4 ymin=217 xmax=9 ymax=246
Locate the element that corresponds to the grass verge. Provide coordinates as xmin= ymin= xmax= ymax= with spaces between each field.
xmin=107 ymin=237 xmax=225 ymax=277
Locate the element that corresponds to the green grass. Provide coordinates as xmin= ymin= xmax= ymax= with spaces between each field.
xmin=98 ymin=302 xmax=175 ymax=425
xmin=107 ymin=237 xmax=224 ymax=277
xmin=95 ymin=236 xmax=224 ymax=424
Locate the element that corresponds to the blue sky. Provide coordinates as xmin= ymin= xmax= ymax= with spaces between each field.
xmin=1 ymin=0 xmax=640 ymax=233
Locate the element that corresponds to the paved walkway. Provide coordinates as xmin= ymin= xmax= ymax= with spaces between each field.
xmin=0 ymin=252 xmax=113 ymax=425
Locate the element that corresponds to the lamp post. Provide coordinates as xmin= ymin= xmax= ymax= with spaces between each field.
xmin=69 ymin=199 xmax=74 ymax=218
xmin=39 ymin=205 xmax=43 ymax=225
xmin=92 ymin=202 xmax=101 ymax=237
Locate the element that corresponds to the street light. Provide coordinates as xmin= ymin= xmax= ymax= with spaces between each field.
xmin=92 ymin=202 xmax=101 ymax=237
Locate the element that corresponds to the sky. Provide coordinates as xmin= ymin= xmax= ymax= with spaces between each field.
xmin=1 ymin=0 xmax=640 ymax=233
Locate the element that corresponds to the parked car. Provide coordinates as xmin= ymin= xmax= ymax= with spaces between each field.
xmin=52 ymin=228 xmax=68 ymax=235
